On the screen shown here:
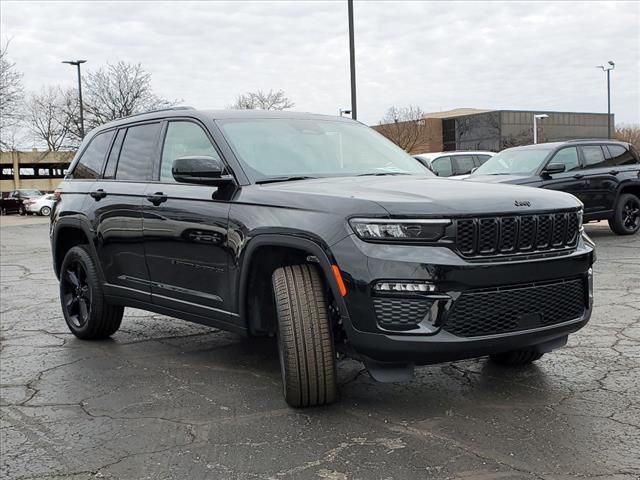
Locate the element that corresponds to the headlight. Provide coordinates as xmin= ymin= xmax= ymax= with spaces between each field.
xmin=349 ymin=218 xmax=450 ymax=242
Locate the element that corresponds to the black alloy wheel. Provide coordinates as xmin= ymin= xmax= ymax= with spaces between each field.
xmin=609 ymin=193 xmax=640 ymax=235
xmin=61 ymin=260 xmax=92 ymax=329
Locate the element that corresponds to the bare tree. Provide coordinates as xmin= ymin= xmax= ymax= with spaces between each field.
xmin=375 ymin=106 xmax=429 ymax=152
xmin=0 ymin=41 xmax=24 ymax=150
xmin=24 ymin=86 xmax=78 ymax=151
xmin=230 ymin=89 xmax=294 ymax=110
xmin=615 ymin=124 xmax=640 ymax=151
xmin=83 ymin=61 xmax=174 ymax=129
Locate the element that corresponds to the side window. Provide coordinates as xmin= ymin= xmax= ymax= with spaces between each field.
xmin=432 ymin=157 xmax=453 ymax=177
xmin=550 ymin=147 xmax=580 ymax=172
xmin=606 ymin=145 xmax=636 ymax=166
xmin=103 ymin=129 xmax=126 ymax=179
xmin=160 ymin=121 xmax=220 ymax=182
xmin=115 ymin=123 xmax=162 ymax=181
xmin=72 ymin=131 xmax=115 ymax=179
xmin=581 ymin=145 xmax=606 ymax=169
xmin=452 ymin=155 xmax=475 ymax=175
xmin=476 ymin=154 xmax=492 ymax=165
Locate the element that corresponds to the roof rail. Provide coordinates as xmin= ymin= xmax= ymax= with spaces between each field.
xmin=122 ymin=106 xmax=196 ymax=120
xmin=564 ymin=138 xmax=617 ymax=143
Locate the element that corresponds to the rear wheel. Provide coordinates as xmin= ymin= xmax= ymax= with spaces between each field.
xmin=608 ymin=193 xmax=640 ymax=235
xmin=60 ymin=245 xmax=123 ymax=339
xmin=40 ymin=206 xmax=51 ymax=216
xmin=272 ymin=264 xmax=337 ymax=408
xmin=490 ymin=348 xmax=544 ymax=366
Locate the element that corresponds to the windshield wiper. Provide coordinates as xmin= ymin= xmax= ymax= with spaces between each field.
xmin=255 ymin=176 xmax=318 ymax=185
xmin=357 ymin=172 xmax=411 ymax=177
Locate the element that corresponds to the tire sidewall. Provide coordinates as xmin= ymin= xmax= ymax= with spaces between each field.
xmin=40 ymin=206 xmax=51 ymax=216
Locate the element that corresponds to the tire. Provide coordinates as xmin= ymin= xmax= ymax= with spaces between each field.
xmin=608 ymin=193 xmax=640 ymax=235
xmin=490 ymin=348 xmax=544 ymax=366
xmin=40 ymin=206 xmax=51 ymax=216
xmin=59 ymin=245 xmax=124 ymax=340
xmin=272 ymin=264 xmax=337 ymax=408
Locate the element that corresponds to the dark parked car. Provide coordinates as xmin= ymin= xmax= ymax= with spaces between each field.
xmin=51 ymin=108 xmax=595 ymax=407
xmin=466 ymin=140 xmax=640 ymax=235
xmin=0 ymin=189 xmax=44 ymax=215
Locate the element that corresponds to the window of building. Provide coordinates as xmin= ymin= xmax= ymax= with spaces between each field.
xmin=606 ymin=145 xmax=636 ymax=166
xmin=431 ymin=156 xmax=453 ymax=176
xmin=160 ymin=122 xmax=219 ymax=182
xmin=115 ymin=123 xmax=161 ymax=181
xmin=550 ymin=147 xmax=580 ymax=172
xmin=72 ymin=130 xmax=115 ymax=179
xmin=581 ymin=145 xmax=606 ymax=168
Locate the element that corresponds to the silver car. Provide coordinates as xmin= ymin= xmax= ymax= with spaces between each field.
xmin=414 ymin=151 xmax=495 ymax=178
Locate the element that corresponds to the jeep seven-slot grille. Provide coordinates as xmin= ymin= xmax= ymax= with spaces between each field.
xmin=455 ymin=211 xmax=580 ymax=258
xmin=443 ymin=278 xmax=587 ymax=337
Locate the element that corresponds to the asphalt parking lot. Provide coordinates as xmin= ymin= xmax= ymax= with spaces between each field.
xmin=1 ymin=217 xmax=638 ymax=480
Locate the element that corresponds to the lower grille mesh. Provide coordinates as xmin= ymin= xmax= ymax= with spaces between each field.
xmin=374 ymin=297 xmax=433 ymax=330
xmin=444 ymin=278 xmax=586 ymax=337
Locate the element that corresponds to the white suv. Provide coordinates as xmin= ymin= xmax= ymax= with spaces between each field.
xmin=414 ymin=151 xmax=495 ymax=178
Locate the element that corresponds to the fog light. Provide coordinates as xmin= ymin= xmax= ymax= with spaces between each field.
xmin=373 ymin=281 xmax=436 ymax=293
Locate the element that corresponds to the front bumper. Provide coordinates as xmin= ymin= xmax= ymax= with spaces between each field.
xmin=331 ymin=233 xmax=595 ymax=365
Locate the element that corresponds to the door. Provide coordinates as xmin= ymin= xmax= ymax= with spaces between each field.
xmin=87 ymin=122 xmax=162 ymax=302
xmin=142 ymin=120 xmax=236 ymax=325
xmin=540 ymin=146 xmax=588 ymax=203
xmin=579 ymin=145 xmax=618 ymax=214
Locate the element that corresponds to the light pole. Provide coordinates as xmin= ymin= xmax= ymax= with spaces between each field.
xmin=596 ymin=60 xmax=615 ymax=139
xmin=533 ymin=114 xmax=549 ymax=144
xmin=62 ymin=60 xmax=87 ymax=139
xmin=347 ymin=0 xmax=357 ymax=120
xmin=339 ymin=108 xmax=351 ymax=117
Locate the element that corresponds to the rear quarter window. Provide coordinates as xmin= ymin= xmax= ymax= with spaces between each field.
xmin=606 ymin=145 xmax=637 ymax=166
xmin=71 ymin=131 xmax=115 ymax=179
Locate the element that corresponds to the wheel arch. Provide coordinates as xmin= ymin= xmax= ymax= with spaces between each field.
xmin=237 ymin=234 xmax=349 ymax=335
xmin=617 ymin=181 xmax=640 ymax=201
xmin=52 ymin=217 xmax=100 ymax=280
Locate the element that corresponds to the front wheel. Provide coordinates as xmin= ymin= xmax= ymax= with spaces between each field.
xmin=59 ymin=245 xmax=124 ymax=339
xmin=608 ymin=193 xmax=640 ymax=235
xmin=272 ymin=264 xmax=337 ymax=408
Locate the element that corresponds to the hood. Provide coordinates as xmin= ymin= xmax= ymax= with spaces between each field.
xmin=464 ymin=174 xmax=533 ymax=184
xmin=249 ymin=175 xmax=581 ymax=216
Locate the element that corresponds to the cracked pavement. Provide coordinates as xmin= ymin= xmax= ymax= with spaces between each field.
xmin=1 ymin=217 xmax=638 ymax=480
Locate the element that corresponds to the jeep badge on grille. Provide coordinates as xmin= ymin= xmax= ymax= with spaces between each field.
xmin=515 ymin=200 xmax=531 ymax=207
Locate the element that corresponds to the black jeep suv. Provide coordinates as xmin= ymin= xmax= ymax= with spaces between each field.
xmin=466 ymin=140 xmax=640 ymax=235
xmin=51 ymin=108 xmax=595 ymax=407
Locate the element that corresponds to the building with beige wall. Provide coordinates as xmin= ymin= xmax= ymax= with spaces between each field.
xmin=0 ymin=150 xmax=74 ymax=192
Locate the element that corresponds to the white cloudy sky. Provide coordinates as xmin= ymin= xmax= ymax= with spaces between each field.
xmin=2 ymin=0 xmax=639 ymax=125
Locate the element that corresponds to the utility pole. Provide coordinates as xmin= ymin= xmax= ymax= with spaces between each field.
xmin=62 ymin=60 xmax=87 ymax=138
xmin=596 ymin=61 xmax=615 ymax=139
xmin=348 ymin=0 xmax=357 ymax=120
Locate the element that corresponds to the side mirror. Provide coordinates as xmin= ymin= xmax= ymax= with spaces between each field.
xmin=172 ymin=156 xmax=233 ymax=185
xmin=542 ymin=163 xmax=566 ymax=176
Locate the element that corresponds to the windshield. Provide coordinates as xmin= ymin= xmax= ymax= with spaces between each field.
xmin=217 ymin=118 xmax=431 ymax=182
xmin=472 ymin=148 xmax=552 ymax=176
xmin=19 ymin=189 xmax=43 ymax=196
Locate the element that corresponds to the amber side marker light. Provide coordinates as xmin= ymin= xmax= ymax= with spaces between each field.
xmin=332 ymin=265 xmax=347 ymax=297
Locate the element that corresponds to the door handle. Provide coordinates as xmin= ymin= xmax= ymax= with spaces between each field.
xmin=146 ymin=192 xmax=168 ymax=206
xmin=90 ymin=189 xmax=107 ymax=200
xmin=609 ymin=170 xmax=619 ymax=175
xmin=572 ymin=174 xmax=584 ymax=179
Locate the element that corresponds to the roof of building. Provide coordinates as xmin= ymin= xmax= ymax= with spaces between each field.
xmin=422 ymin=108 xmax=494 ymax=119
